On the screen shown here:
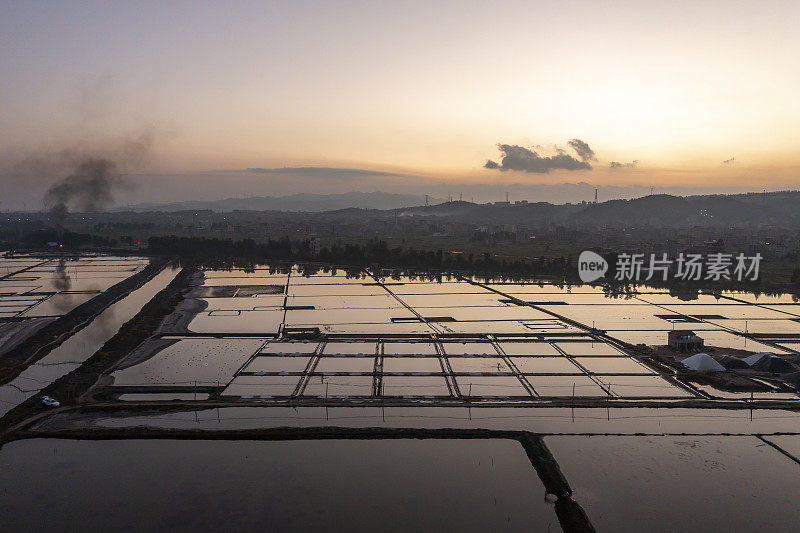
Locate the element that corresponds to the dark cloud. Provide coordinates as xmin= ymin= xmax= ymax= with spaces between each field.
xmin=723 ymin=157 xmax=735 ymax=164
xmin=567 ymin=139 xmax=596 ymax=162
xmin=484 ymin=143 xmax=592 ymax=173
xmin=610 ymin=160 xmax=639 ymax=169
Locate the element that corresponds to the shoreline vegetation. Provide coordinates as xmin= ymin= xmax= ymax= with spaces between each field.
xmin=4 ymin=234 xmax=799 ymax=298
xmin=145 ymin=235 xmax=800 ymax=298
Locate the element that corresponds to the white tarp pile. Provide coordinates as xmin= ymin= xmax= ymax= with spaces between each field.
xmin=680 ymin=352 xmax=725 ymax=373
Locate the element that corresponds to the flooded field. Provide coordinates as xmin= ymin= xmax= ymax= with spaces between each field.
xmin=0 ymin=438 xmax=555 ymax=532
xmin=90 ymin=265 xmax=800 ymax=403
xmin=112 ymin=337 xmax=266 ymax=386
xmin=5 ymin=262 xmax=800 ymax=532
xmin=0 ymin=267 xmax=179 ymax=416
xmin=546 ymin=435 xmax=800 ymax=531
xmin=0 ymin=255 xmax=151 ymax=356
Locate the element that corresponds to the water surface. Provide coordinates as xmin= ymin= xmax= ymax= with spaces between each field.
xmin=0 ymin=267 xmax=179 ymax=416
xmin=0 ymin=438 xmax=556 ymax=532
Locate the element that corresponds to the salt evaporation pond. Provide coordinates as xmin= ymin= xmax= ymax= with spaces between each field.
xmin=0 ymin=438 xmax=557 ymax=532
xmin=112 ymin=337 xmax=266 ymax=386
xmin=0 ymin=267 xmax=179 ymax=416
xmin=545 ymin=435 xmax=800 ymax=531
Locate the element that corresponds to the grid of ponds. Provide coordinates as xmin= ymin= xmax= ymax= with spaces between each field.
xmin=104 ymin=265 xmax=797 ymax=402
xmin=12 ymin=262 xmax=800 ymax=532
xmin=214 ymin=337 xmax=688 ymax=400
xmin=0 ymin=255 xmax=150 ymax=318
xmin=0 ymin=266 xmax=179 ymax=416
xmin=489 ymin=283 xmax=800 ymax=354
xmin=0 ymin=254 xmax=150 ymax=357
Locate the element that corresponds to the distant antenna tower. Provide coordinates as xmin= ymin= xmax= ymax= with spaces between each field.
xmin=425 ymin=194 xmax=429 ymax=206
xmin=650 ymin=186 xmax=654 ymax=195
xmin=594 ymin=189 xmax=598 ymax=203
xmin=506 ymin=192 xmax=509 ymax=203
xmin=459 ymin=193 xmax=462 ymax=201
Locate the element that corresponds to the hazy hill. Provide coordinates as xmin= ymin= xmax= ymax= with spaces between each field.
xmin=113 ymin=190 xmax=800 ymax=229
xmin=392 ymin=191 xmax=800 ymax=228
xmin=121 ymin=192 xmax=445 ymax=213
xmin=394 ymin=200 xmax=583 ymax=224
xmin=571 ymin=192 xmax=800 ymax=227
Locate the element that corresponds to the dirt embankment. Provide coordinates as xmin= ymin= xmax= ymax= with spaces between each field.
xmin=0 ymin=267 xmax=195 ymax=434
xmin=647 ymin=344 xmax=767 ymax=359
xmin=0 ymin=260 xmax=168 ymax=385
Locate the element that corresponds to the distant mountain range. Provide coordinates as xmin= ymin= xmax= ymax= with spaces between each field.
xmin=116 ymin=190 xmax=800 ymax=229
xmin=387 ymin=191 xmax=800 ymax=228
xmin=120 ymin=192 xmax=445 ymax=213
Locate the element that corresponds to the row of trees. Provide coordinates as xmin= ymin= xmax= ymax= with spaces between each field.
xmin=146 ymin=235 xmax=573 ymax=279
xmin=145 ymin=235 xmax=800 ymax=299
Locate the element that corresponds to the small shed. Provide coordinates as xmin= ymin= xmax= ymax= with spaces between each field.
xmin=668 ymin=330 xmax=704 ymax=352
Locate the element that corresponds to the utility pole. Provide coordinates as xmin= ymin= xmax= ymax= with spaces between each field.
xmin=594 ymin=189 xmax=598 ymax=203
xmin=506 ymin=192 xmax=509 ymax=203
xmin=425 ymin=194 xmax=429 ymax=206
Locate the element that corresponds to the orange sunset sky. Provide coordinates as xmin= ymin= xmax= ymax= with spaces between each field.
xmin=1 ymin=0 xmax=799 ymax=205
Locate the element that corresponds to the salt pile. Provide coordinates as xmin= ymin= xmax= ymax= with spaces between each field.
xmin=680 ymin=353 xmax=725 ymax=373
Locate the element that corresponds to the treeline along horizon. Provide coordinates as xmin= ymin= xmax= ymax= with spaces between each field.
xmin=144 ymin=235 xmax=798 ymax=297
xmin=146 ymin=235 xmax=573 ymax=278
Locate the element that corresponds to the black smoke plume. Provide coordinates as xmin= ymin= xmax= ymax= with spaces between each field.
xmin=44 ymin=158 xmax=118 ymax=226
xmin=610 ymin=160 xmax=639 ymax=169
xmin=53 ymin=258 xmax=72 ymax=292
xmin=39 ymin=131 xmax=153 ymax=229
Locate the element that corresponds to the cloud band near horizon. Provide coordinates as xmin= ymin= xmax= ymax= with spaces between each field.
xmin=484 ymin=141 xmax=594 ymax=173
